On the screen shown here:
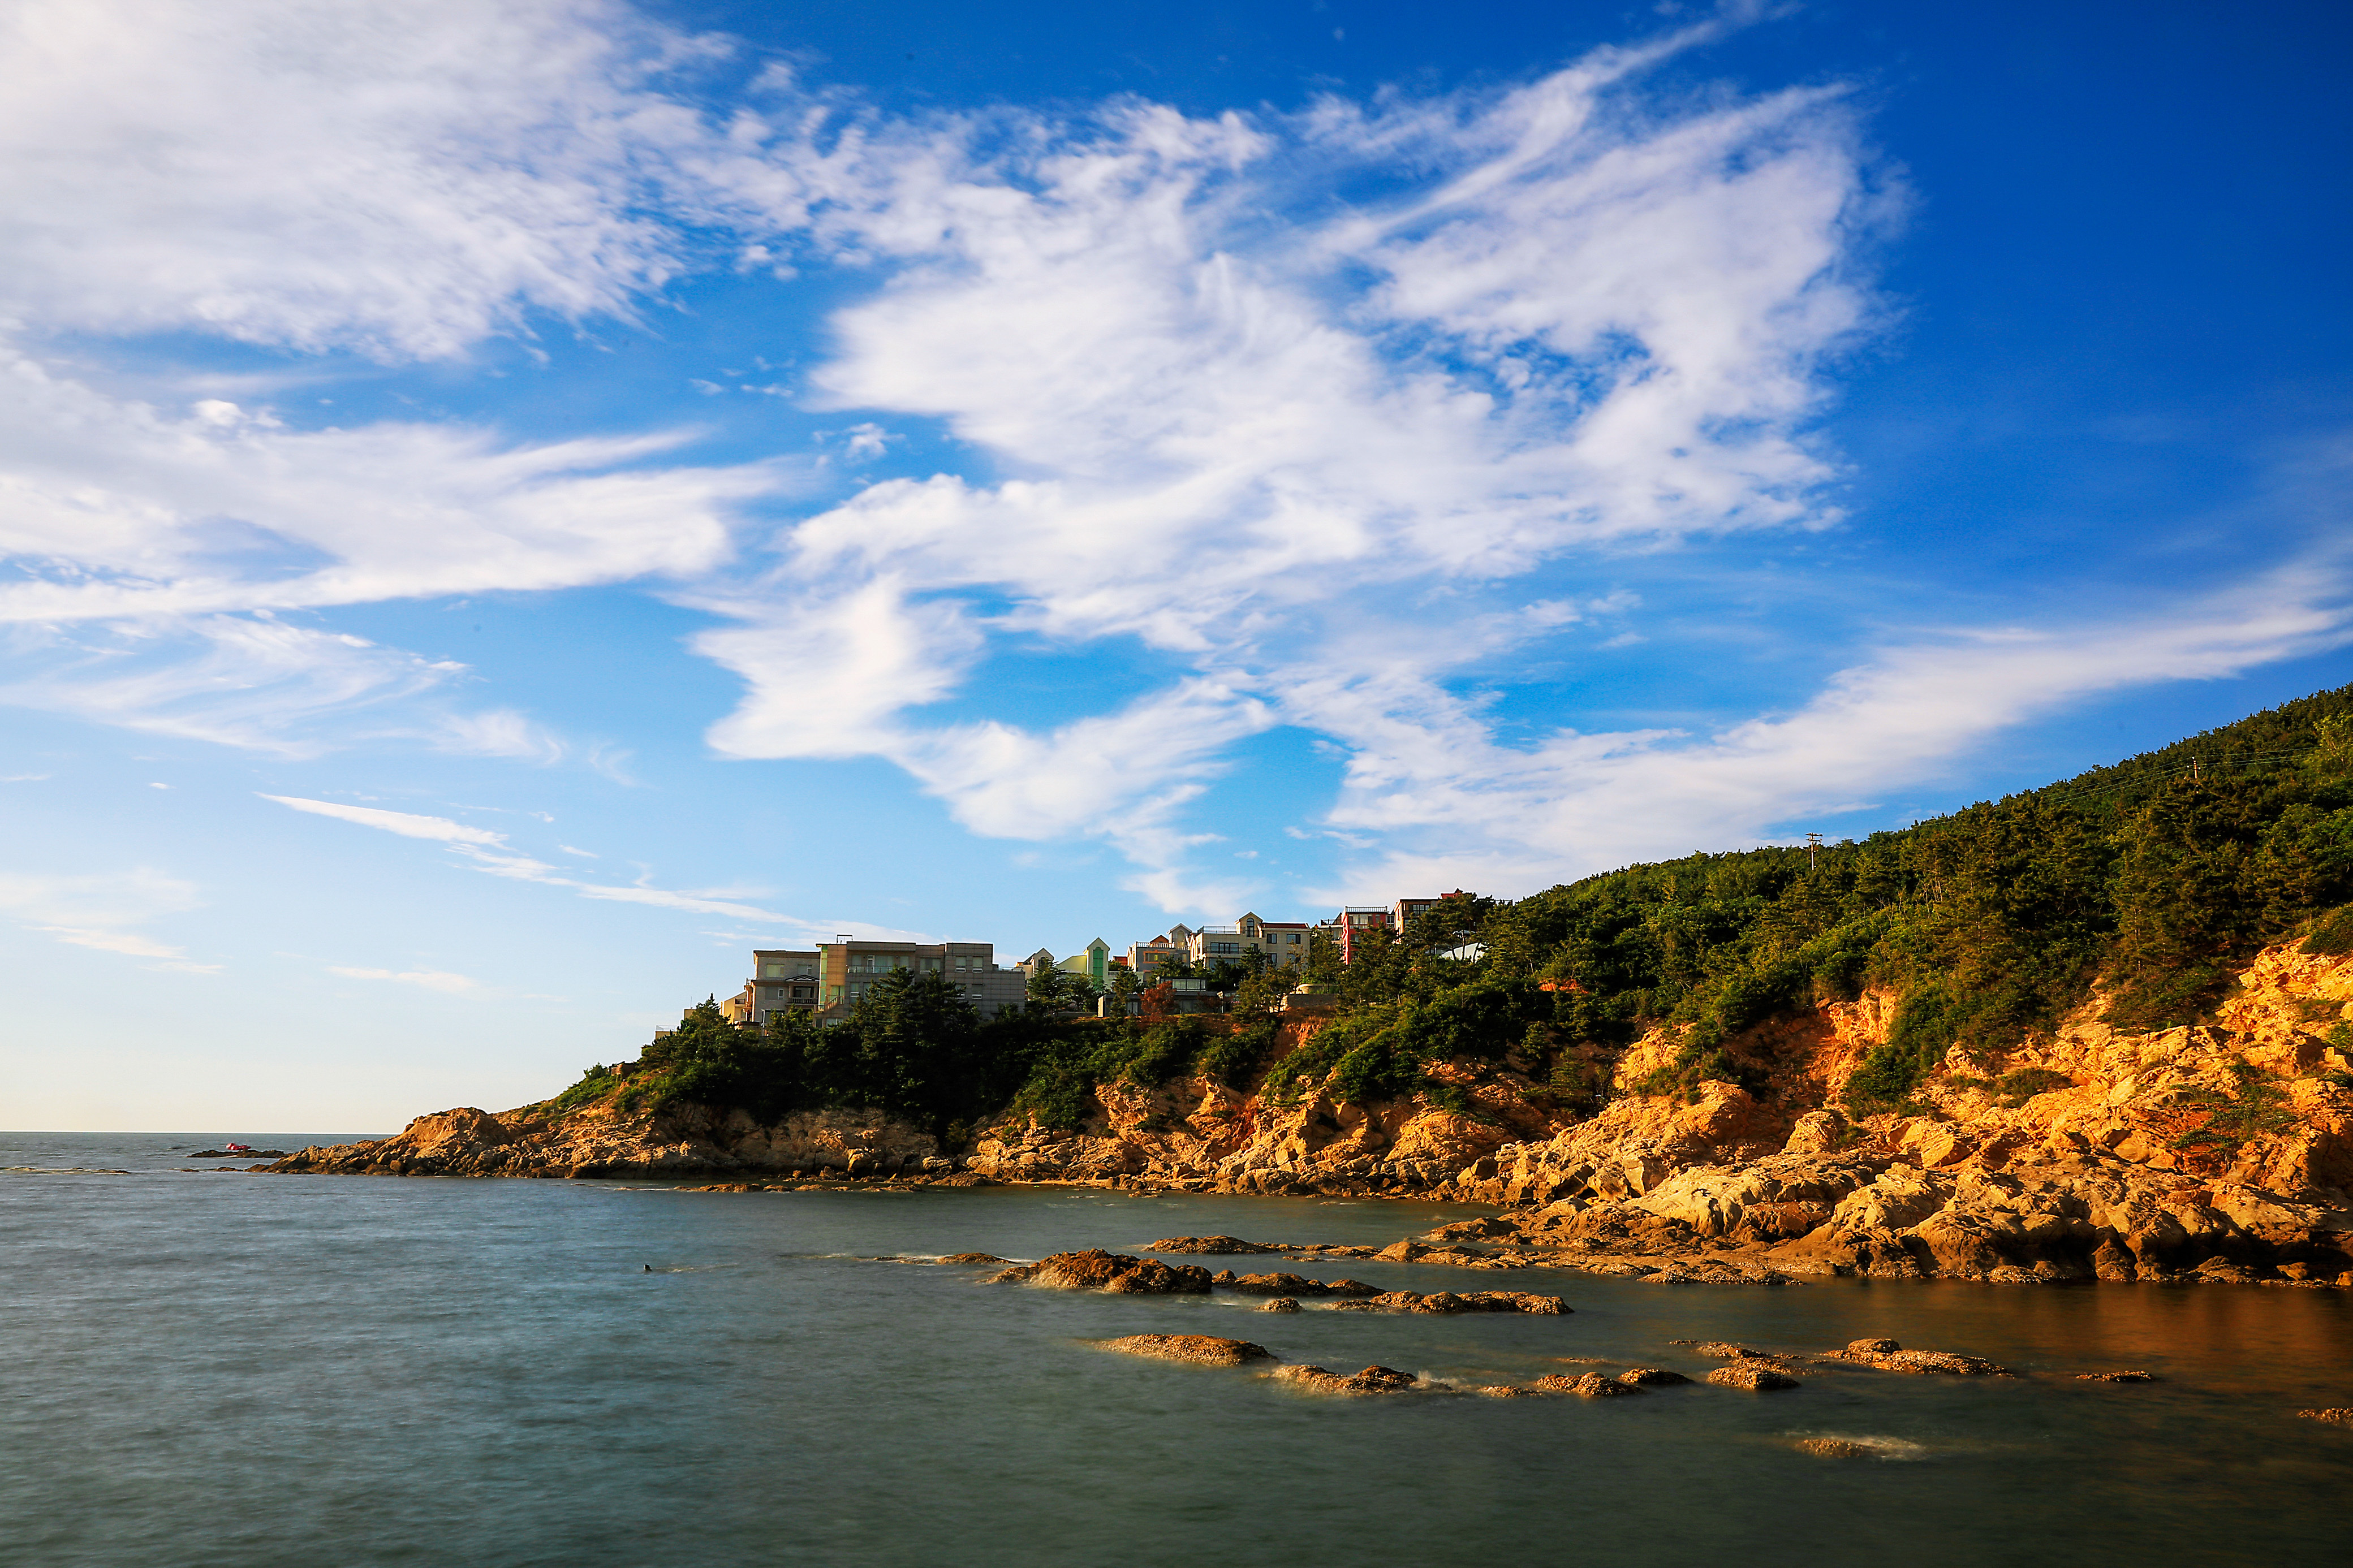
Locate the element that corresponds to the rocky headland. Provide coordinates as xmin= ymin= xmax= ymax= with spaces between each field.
xmin=268 ymin=937 xmax=2353 ymax=1288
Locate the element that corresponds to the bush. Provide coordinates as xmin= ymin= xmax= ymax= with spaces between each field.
xmin=2304 ymin=906 xmax=2353 ymax=956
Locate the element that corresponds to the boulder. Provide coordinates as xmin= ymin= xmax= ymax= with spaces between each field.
xmin=1330 ymin=1290 xmax=1569 ymax=1315
xmin=1260 ymin=1297 xmax=1302 ymax=1313
xmin=1147 ymin=1236 xmax=1283 ymax=1254
xmin=1615 ymin=1367 xmax=1692 ymax=1386
xmin=1794 ymin=1437 xmax=1871 ymax=1458
xmin=2076 ymin=1371 xmax=2160 ymax=1383
xmin=1708 ymin=1365 xmax=1801 ymax=1391
xmin=1268 ymin=1364 xmax=1421 ymax=1396
xmin=1094 ymin=1334 xmax=1274 ymax=1367
xmin=2297 ymin=1407 xmax=2353 ymax=1424
xmin=1532 ymin=1372 xmax=1639 ymax=1397
xmin=1222 ymin=1272 xmax=1379 ymax=1298
xmin=1825 ymin=1342 xmax=2009 ymax=1376
xmin=1374 ymin=1239 xmax=1432 ymax=1262
xmin=990 ymin=1250 xmax=1212 ymax=1294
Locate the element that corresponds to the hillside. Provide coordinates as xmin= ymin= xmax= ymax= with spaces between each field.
xmin=273 ymin=686 xmax=2353 ymax=1284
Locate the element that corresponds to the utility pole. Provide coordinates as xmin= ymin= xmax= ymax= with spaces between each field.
xmin=1805 ymin=831 xmax=1822 ymax=872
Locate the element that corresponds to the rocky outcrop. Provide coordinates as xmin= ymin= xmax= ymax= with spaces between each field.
xmin=1709 ymin=1364 xmax=1800 ymax=1391
xmin=1094 ymin=1334 xmax=1273 ymax=1366
xmin=1531 ymin=1372 xmax=1638 ymax=1397
xmin=269 ymin=938 xmax=2353 ymax=1291
xmin=1329 ymin=1289 xmax=1568 ymax=1315
xmin=1821 ymin=1338 xmax=2008 ymax=1376
xmin=1148 ymin=1236 xmax=1285 ymax=1254
xmin=269 ymin=1103 xmax=953 ymax=1180
xmin=1433 ymin=941 xmax=2353 ymax=1288
xmin=1211 ymin=1271 xmax=1375 ymax=1297
xmin=989 ymin=1251 xmax=1212 ymax=1294
xmin=1266 ymin=1364 xmax=1421 ymax=1396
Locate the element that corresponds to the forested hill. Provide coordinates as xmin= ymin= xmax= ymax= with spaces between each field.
xmin=569 ymin=683 xmax=2353 ymax=1139
xmin=1489 ymin=681 xmax=2353 ymax=1107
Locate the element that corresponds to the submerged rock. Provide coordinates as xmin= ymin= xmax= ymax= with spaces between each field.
xmin=1615 ymin=1366 xmax=1692 ymax=1386
xmin=1708 ymin=1364 xmax=1801 ymax=1391
xmin=2076 ymin=1370 xmax=2160 ymax=1383
xmin=1260 ymin=1297 xmax=1301 ymax=1313
xmin=1147 ymin=1236 xmax=1285 ymax=1254
xmin=1531 ymin=1372 xmax=1640 ymax=1397
xmin=989 ymin=1250 xmax=1213 ymax=1294
xmin=1793 ymin=1437 xmax=1872 ymax=1459
xmin=937 ymin=1253 xmax=1009 ymax=1265
xmin=1094 ymin=1334 xmax=1274 ymax=1367
xmin=1328 ymin=1290 xmax=1569 ymax=1315
xmin=1219 ymin=1271 xmax=1378 ymax=1298
xmin=1268 ymin=1364 xmax=1421 ymax=1396
xmin=1822 ymin=1338 xmax=2009 ymax=1376
xmin=2297 ymin=1407 xmax=2353 ymax=1424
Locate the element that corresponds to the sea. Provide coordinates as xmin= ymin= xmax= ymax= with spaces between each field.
xmin=5 ymin=1131 xmax=2350 ymax=1567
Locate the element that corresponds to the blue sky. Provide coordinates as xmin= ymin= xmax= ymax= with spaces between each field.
xmin=3 ymin=0 xmax=2348 ymax=1130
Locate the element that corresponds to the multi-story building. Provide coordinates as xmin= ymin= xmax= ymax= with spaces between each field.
xmin=1239 ymin=912 xmax=1312 ymax=970
xmin=1122 ymin=914 xmax=1313 ymax=977
xmin=726 ymin=939 xmax=1027 ymax=1025
xmin=1333 ymin=906 xmax=1392 ymax=962
xmin=1057 ymin=939 xmax=1111 ymax=991
xmin=818 ymin=936 xmax=1028 ymax=1022
xmin=1127 ymin=927 xmax=1191 ymax=979
xmin=722 ymin=948 xmax=825 ymax=1025
xmin=1330 ymin=895 xmax=1472 ymax=962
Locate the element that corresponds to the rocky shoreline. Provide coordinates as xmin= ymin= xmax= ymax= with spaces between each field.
xmin=265 ymin=938 xmax=2353 ymax=1289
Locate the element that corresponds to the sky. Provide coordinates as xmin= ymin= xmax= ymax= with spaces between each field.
xmin=2 ymin=0 xmax=2349 ymax=1130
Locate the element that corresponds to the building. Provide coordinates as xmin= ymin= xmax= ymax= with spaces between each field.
xmin=1122 ymin=914 xmax=1313 ymax=977
xmin=721 ymin=948 xmax=824 ymax=1026
xmin=1333 ymin=906 xmax=1391 ymax=963
xmin=727 ymin=938 xmax=1027 ymax=1025
xmin=1055 ymin=938 xmax=1111 ymax=991
xmin=1126 ymin=927 xmax=1191 ymax=979
xmin=1326 ymin=896 xmax=1473 ymax=962
xmin=1238 ymin=912 xmax=1312 ymax=970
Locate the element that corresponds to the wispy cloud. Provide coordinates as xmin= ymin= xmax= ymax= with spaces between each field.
xmin=260 ymin=795 xmax=507 ymax=845
xmin=0 ymin=867 xmax=218 ymax=971
xmin=1309 ymin=555 xmax=2353 ymax=899
xmin=259 ymin=792 xmax=812 ymax=925
xmin=328 ymin=966 xmax=482 ymax=995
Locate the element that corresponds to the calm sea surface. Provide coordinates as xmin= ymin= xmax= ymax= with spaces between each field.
xmin=6 ymin=1131 xmax=2351 ymax=1567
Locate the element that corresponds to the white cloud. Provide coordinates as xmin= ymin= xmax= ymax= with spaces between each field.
xmin=259 ymin=791 xmax=817 ymax=926
xmin=1309 ymin=558 xmax=2353 ymax=899
xmin=438 ymin=709 xmax=569 ymax=764
xmin=260 ymin=794 xmax=507 ymax=844
xmin=0 ymin=867 xmax=217 ymax=970
xmin=681 ymin=20 xmax=1893 ymax=908
xmin=328 ymin=966 xmax=482 ymax=995
xmin=0 ymin=349 xmax=790 ymax=627
xmin=0 ymin=0 xmax=717 ymax=360
xmin=0 ymin=617 xmax=463 ymax=756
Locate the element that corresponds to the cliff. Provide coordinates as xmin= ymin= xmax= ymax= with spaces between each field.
xmin=272 ymin=938 xmax=2353 ymax=1286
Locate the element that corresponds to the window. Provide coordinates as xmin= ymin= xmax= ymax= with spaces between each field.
xmin=789 ymin=986 xmax=815 ymax=1002
xmin=1208 ymin=941 xmax=1240 ymax=955
xmin=759 ymin=962 xmax=787 ymax=978
xmin=920 ymin=957 xmax=943 ymax=973
xmin=954 ymin=954 xmax=972 ymax=971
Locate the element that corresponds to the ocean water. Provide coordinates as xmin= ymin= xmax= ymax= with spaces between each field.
xmin=5 ymin=1133 xmax=2350 ymax=1567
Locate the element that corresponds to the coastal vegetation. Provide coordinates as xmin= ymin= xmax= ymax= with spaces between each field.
xmin=553 ymin=684 xmax=2353 ymax=1133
